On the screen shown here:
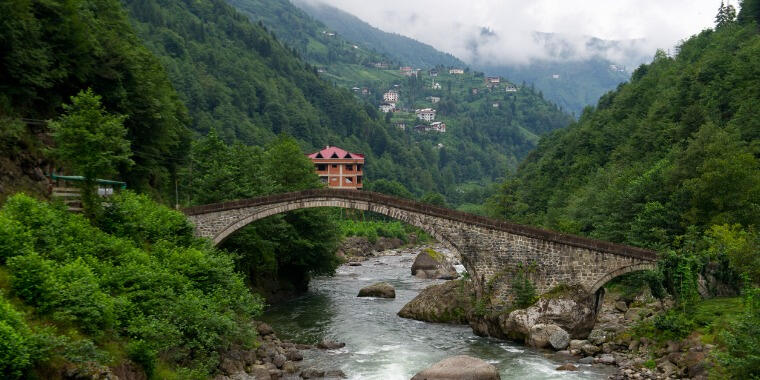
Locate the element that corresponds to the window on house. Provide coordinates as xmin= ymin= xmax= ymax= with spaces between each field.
xmin=320 ymin=177 xmax=328 ymax=183
xmin=357 ymin=176 xmax=362 ymax=184
xmin=357 ymin=164 xmax=363 ymax=171
xmin=331 ymin=164 xmax=337 ymax=168
xmin=331 ymin=177 xmax=337 ymax=182
xmin=346 ymin=164 xmax=353 ymax=171
xmin=345 ymin=177 xmax=352 ymax=184
xmin=316 ymin=164 xmax=326 ymax=171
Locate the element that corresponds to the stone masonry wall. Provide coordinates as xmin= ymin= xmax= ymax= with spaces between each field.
xmin=185 ymin=192 xmax=657 ymax=303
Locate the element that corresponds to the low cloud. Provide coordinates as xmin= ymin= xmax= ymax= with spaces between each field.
xmin=307 ymin=0 xmax=724 ymax=68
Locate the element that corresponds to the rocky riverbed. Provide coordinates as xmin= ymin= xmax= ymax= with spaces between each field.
xmin=259 ymin=242 xmax=615 ymax=379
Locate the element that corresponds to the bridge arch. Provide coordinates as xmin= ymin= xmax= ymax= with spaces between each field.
xmin=208 ymin=197 xmax=463 ymax=258
xmin=587 ymin=262 xmax=658 ymax=295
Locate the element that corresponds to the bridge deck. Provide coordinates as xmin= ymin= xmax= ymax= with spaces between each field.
xmin=183 ymin=189 xmax=658 ymax=262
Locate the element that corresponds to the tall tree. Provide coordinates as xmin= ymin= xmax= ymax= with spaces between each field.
xmin=50 ymin=89 xmax=133 ymax=217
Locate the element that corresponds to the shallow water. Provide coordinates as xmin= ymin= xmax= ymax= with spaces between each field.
xmin=262 ymin=253 xmax=614 ymax=379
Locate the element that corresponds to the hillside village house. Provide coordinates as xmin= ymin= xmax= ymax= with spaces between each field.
xmin=429 ymin=69 xmax=438 ymax=76
xmin=485 ymin=76 xmax=500 ymax=88
xmin=379 ymin=103 xmax=395 ymax=113
xmin=400 ymin=66 xmax=413 ymax=73
xmin=308 ymin=146 xmax=364 ymax=189
xmin=427 ymin=96 xmax=440 ymax=103
xmin=383 ymin=90 xmax=399 ymax=103
xmin=415 ymin=108 xmax=436 ymax=121
xmin=449 ymin=68 xmax=464 ymax=74
xmin=414 ymin=122 xmax=446 ymax=133
xmin=431 ymin=82 xmax=442 ymax=90
xmin=505 ymin=85 xmax=518 ymax=92
xmin=393 ymin=122 xmax=406 ymax=130
xmin=471 ymin=88 xmax=479 ymax=95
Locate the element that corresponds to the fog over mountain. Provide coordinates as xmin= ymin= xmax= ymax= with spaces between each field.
xmin=304 ymin=0 xmax=721 ymax=69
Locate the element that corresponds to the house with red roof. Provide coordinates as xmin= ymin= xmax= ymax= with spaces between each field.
xmin=307 ymin=146 xmax=364 ymax=189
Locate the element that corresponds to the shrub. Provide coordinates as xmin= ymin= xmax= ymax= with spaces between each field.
xmin=715 ymin=287 xmax=760 ymax=378
xmin=7 ymin=253 xmax=54 ymax=305
xmin=126 ymin=340 xmax=157 ymax=377
xmin=653 ymin=310 xmax=695 ymax=340
xmin=0 ymin=215 xmax=33 ymax=263
xmin=46 ymin=259 xmax=115 ymax=333
xmin=0 ymin=294 xmax=31 ymax=379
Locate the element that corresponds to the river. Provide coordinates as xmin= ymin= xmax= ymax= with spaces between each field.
xmin=262 ymin=250 xmax=614 ymax=380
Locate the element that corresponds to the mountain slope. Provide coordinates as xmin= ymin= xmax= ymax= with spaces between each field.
xmin=123 ymin=0 xmax=572 ymax=206
xmin=490 ymin=20 xmax=760 ymax=249
xmin=291 ymin=0 xmax=465 ymax=68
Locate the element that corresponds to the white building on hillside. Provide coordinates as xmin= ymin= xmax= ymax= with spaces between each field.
xmin=383 ymin=90 xmax=399 ymax=103
xmin=415 ymin=108 xmax=436 ymax=122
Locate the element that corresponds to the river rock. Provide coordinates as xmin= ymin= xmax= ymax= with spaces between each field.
xmin=357 ymin=282 xmax=395 ymax=298
xmin=374 ymin=237 xmax=404 ymax=251
xmin=411 ymin=355 xmax=500 ymax=380
xmin=338 ymin=236 xmax=374 ymax=258
xmin=556 ymin=363 xmax=578 ymax=371
xmin=501 ymin=285 xmax=598 ymax=341
xmin=317 ymin=340 xmax=345 ymax=350
xmin=527 ymin=324 xmax=569 ymax=350
xmin=411 ymin=248 xmax=459 ymax=280
xmin=300 ymin=368 xmax=326 ymax=378
xmin=614 ymin=301 xmax=628 ymax=312
xmin=256 ymin=322 xmax=274 ymax=336
xmin=398 ymin=279 xmax=473 ymax=324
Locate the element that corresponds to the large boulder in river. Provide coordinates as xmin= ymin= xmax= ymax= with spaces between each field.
xmin=500 ymin=285 xmax=599 ymax=341
xmin=411 ymin=248 xmax=458 ymax=280
xmin=337 ymin=236 xmax=374 ymax=258
xmin=527 ymin=323 xmax=570 ymax=350
xmin=398 ymin=279 xmax=473 ymax=324
xmin=411 ymin=355 xmax=500 ymax=380
xmin=357 ymin=282 xmax=396 ymax=298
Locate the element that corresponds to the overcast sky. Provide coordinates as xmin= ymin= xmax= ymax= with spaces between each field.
xmin=308 ymin=0 xmax=728 ymax=67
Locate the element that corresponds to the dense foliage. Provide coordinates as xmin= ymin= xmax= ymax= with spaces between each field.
xmin=0 ymin=0 xmax=190 ymax=193
xmin=0 ymin=192 xmax=263 ymax=378
xmin=489 ymin=7 xmax=760 ymax=376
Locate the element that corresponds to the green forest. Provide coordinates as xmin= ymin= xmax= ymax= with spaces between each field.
xmin=489 ymin=3 xmax=760 ymax=375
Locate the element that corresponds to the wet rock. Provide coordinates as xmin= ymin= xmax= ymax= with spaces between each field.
xmin=578 ymin=356 xmax=595 ymax=364
xmin=398 ymin=279 xmax=473 ymax=324
xmin=411 ymin=355 xmax=500 ymax=380
xmin=527 ymin=323 xmax=569 ymax=350
xmin=595 ymin=354 xmax=615 ymax=365
xmin=411 ymin=248 xmax=458 ymax=280
xmin=556 ymin=363 xmax=578 ymax=371
xmin=501 ymin=285 xmax=599 ymax=341
xmin=285 ymin=348 xmax=303 ymax=361
xmin=357 ymin=282 xmax=395 ymax=298
xmin=569 ymin=339 xmax=587 ymax=351
xmin=317 ymin=340 xmax=346 ymax=350
xmin=324 ymin=369 xmax=348 ymax=378
xmin=581 ymin=344 xmax=600 ymax=356
xmin=282 ymin=361 xmax=298 ymax=374
xmin=300 ymin=368 xmax=326 ymax=378
xmin=273 ymin=353 xmax=286 ymax=368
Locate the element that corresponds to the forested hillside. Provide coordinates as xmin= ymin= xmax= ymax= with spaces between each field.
xmin=291 ymin=0 xmax=464 ymax=68
xmin=122 ymin=0 xmax=572 ymax=204
xmin=489 ymin=5 xmax=760 ymax=374
xmin=478 ymin=56 xmax=631 ymax=116
xmin=0 ymin=0 xmax=189 ymax=197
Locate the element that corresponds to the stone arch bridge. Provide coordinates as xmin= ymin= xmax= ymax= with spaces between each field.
xmin=183 ymin=189 xmax=657 ymax=303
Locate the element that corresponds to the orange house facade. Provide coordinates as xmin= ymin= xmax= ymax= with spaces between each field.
xmin=307 ymin=146 xmax=364 ymax=189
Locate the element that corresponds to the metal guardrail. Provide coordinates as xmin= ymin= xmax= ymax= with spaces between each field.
xmin=182 ymin=189 xmax=658 ymax=262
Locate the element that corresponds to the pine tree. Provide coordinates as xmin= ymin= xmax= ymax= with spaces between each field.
xmin=716 ymin=1 xmax=737 ymax=27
